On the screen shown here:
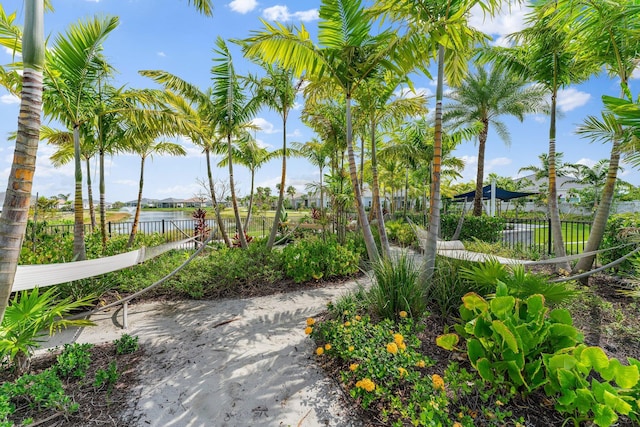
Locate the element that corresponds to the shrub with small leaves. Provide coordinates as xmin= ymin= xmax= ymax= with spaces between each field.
xmin=94 ymin=361 xmax=119 ymax=391
xmin=114 ymin=334 xmax=139 ymax=355
xmin=55 ymin=343 xmax=94 ymax=379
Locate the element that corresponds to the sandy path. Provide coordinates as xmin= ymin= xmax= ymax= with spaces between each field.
xmin=41 ymin=277 xmax=372 ymax=427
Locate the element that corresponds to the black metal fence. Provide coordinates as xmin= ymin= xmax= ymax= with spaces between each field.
xmin=501 ymin=219 xmax=591 ymax=256
xmin=35 ymin=216 xmax=276 ymax=244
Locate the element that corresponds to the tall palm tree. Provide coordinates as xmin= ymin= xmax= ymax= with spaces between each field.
xmin=243 ymin=62 xmax=299 ymax=249
xmin=211 ymin=37 xmax=261 ymax=249
xmin=0 ymin=0 xmax=44 ymax=323
xmin=293 ymin=139 xmax=330 ymax=216
xmin=373 ymin=0 xmax=502 ymax=278
xmin=43 ymin=15 xmax=120 ymax=261
xmin=243 ymin=0 xmax=419 ymax=263
xmin=565 ymin=158 xmax=622 ymax=210
xmin=482 ymin=6 xmax=596 ymax=271
xmin=552 ymin=0 xmax=640 ymax=273
xmin=217 ymin=134 xmax=279 ymax=230
xmin=444 ymin=65 xmax=549 ymax=216
xmin=125 ymin=125 xmax=187 ymax=247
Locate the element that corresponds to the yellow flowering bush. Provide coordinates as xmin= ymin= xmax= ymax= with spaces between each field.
xmin=386 ymin=342 xmax=399 ymax=354
xmin=306 ymin=317 xmax=315 ymax=326
xmin=432 ymin=374 xmax=445 ymax=391
xmin=355 ymin=378 xmax=376 ymax=392
xmin=304 ymin=326 xmax=313 ymax=335
xmin=324 ymin=343 xmax=332 ymax=351
xmin=399 ymin=311 xmax=408 ymax=318
xmin=393 ymin=333 xmax=404 ymax=346
xmin=316 ymin=347 xmax=324 ymax=356
xmin=349 ymin=363 xmax=359 ymax=371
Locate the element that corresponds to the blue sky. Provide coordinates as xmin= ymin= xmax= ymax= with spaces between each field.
xmin=0 ymin=0 xmax=638 ymax=203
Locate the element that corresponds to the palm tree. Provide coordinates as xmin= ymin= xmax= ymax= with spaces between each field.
xmin=43 ymin=16 xmax=120 ymax=261
xmin=243 ymin=62 xmax=300 ymax=249
xmin=518 ymin=152 xmax=572 ymax=214
xmin=373 ymin=0 xmax=503 ymax=278
xmin=552 ymin=0 xmax=640 ymax=273
xmin=125 ymin=125 xmax=187 ymax=247
xmin=243 ymin=0 xmax=417 ymax=263
xmin=139 ymin=74 xmax=233 ymax=248
xmin=293 ymin=139 xmax=330 ymax=216
xmin=0 ymin=0 xmax=44 ymax=322
xmin=565 ymin=159 xmax=622 ymax=210
xmin=217 ymin=134 xmax=279 ymax=230
xmin=444 ymin=65 xmax=548 ymax=216
xmin=286 ymin=185 xmax=297 ymax=208
xmin=211 ymin=37 xmax=261 ymax=249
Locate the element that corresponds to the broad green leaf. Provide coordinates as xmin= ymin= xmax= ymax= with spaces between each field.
xmin=557 ymin=369 xmax=577 ymax=389
xmin=473 ymin=316 xmax=493 ymax=338
xmin=525 ymin=294 xmax=545 ymax=318
xmin=490 ymin=296 xmax=515 ymax=318
xmin=476 ymin=358 xmax=494 ymax=382
xmin=436 ymin=333 xmax=459 ymax=351
xmin=600 ymin=358 xmax=639 ymax=388
xmin=581 ymin=346 xmax=609 ymax=371
xmin=495 ymin=280 xmax=509 ymax=297
xmin=547 ymin=354 xmax=577 ymax=371
xmin=467 ymin=339 xmax=485 ymax=365
xmin=602 ymin=390 xmax=632 ymax=415
xmin=462 ymin=292 xmax=488 ymax=312
xmin=549 ymin=323 xmax=579 ymax=338
xmin=549 ymin=308 xmax=573 ymax=325
xmin=505 ymin=360 xmax=525 ymax=386
xmin=593 ymin=403 xmax=618 ymax=427
xmin=575 ymin=388 xmax=596 ymax=413
xmin=557 ymin=389 xmax=576 ymax=407
xmin=492 ymin=320 xmax=519 ymax=353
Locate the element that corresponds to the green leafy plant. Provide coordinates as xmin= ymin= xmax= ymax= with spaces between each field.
xmin=114 ymin=334 xmax=139 ymax=355
xmin=460 ymin=260 xmax=579 ymax=304
xmin=94 ymin=361 xmax=119 ymax=391
xmin=385 ymin=221 xmax=417 ymax=247
xmin=437 ymin=282 xmax=583 ymax=394
xmin=55 ymin=343 xmax=94 ymax=379
xmin=368 ymin=253 xmax=425 ymax=320
xmin=543 ymin=345 xmax=638 ymax=426
xmin=282 ymin=235 xmax=360 ymax=283
xmin=441 ymin=214 xmax=506 ymax=243
xmin=0 ymin=288 xmax=95 ymax=373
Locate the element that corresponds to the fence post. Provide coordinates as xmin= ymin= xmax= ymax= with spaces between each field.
xmin=547 ymin=218 xmax=552 ymax=256
xmin=162 ymin=219 xmax=165 ymax=235
xmin=108 ymin=221 xmax=112 ymax=238
xmin=263 ymin=217 xmax=265 ymax=237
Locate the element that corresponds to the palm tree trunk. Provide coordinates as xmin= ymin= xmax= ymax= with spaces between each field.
xmin=346 ymin=94 xmax=379 ymax=263
xmin=370 ymin=119 xmax=390 ymax=258
xmin=574 ymin=140 xmax=621 ymax=273
xmin=73 ymin=125 xmax=86 ymax=261
xmin=548 ymin=87 xmax=570 ymax=272
xmin=473 ymin=120 xmax=489 ymax=216
xmin=228 ymin=135 xmax=247 ymax=249
xmin=100 ymin=149 xmax=107 ymax=252
xmin=127 ymin=157 xmax=145 ymax=248
xmin=267 ymin=115 xmax=287 ymax=249
xmin=205 ymin=148 xmax=231 ymax=247
xmin=424 ymin=45 xmax=445 ymax=280
xmin=85 ymin=157 xmax=96 ymax=231
xmin=0 ymin=1 xmax=45 ymax=323
xmin=244 ymin=170 xmax=255 ymax=231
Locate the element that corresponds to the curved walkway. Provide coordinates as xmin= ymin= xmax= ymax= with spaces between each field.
xmin=40 ymin=277 xmax=372 ymax=427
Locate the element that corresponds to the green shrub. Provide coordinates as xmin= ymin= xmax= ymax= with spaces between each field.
xmin=0 ymin=288 xmax=95 ymax=373
xmin=282 ymin=235 xmax=360 ymax=283
xmin=385 ymin=220 xmax=417 ymax=247
xmin=460 ymin=260 xmax=579 ymax=304
xmin=440 ymin=214 xmax=506 ymax=243
xmin=94 ymin=361 xmax=119 ymax=391
xmin=368 ymin=253 xmax=425 ymax=320
xmin=114 ymin=334 xmax=139 ymax=355
xmin=55 ymin=343 xmax=94 ymax=379
xmin=600 ymin=213 xmax=640 ymax=273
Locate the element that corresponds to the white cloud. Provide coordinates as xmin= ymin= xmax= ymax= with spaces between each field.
xmin=632 ymin=64 xmax=640 ymax=79
xmin=533 ymin=115 xmax=546 ymax=123
xmin=157 ymin=51 xmax=166 ymax=57
xmin=469 ymin=1 xmax=528 ymax=46
xmin=486 ymin=157 xmax=512 ymax=170
xmin=0 ymin=94 xmax=19 ymax=104
xmin=157 ymin=183 xmax=202 ymax=196
xmin=252 ymin=117 xmax=278 ymax=134
xmin=114 ymin=179 xmax=137 ymax=187
xmin=557 ymin=88 xmax=591 ymax=112
xmin=263 ymin=5 xmax=319 ymax=22
xmin=575 ymin=158 xmax=596 ymax=168
xmin=287 ymin=128 xmax=303 ymax=138
xmin=229 ymin=0 xmax=257 ymax=14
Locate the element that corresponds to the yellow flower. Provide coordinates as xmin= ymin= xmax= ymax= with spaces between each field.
xmin=343 ymin=310 xmax=349 ymax=315
xmin=355 ymin=378 xmax=376 ymax=392
xmin=306 ymin=317 xmax=315 ymax=326
xmin=453 ymin=423 xmax=463 ymax=427
xmin=324 ymin=343 xmax=332 ymax=351
xmin=304 ymin=326 xmax=313 ymax=335
xmin=386 ymin=342 xmax=398 ymax=354
xmin=398 ymin=367 xmax=407 ymax=377
xmin=416 ymin=360 xmax=426 ymax=368
xmin=316 ymin=347 xmax=324 ymax=356
xmin=393 ymin=333 xmax=404 ymax=346
xmin=399 ymin=311 xmax=408 ymax=318
xmin=355 ymin=315 xmax=361 ymax=321
xmin=398 ymin=342 xmax=407 ymax=351
xmin=349 ymin=363 xmax=359 ymax=371
xmin=344 ymin=321 xmax=351 ymax=327
xmin=432 ymin=374 xmax=445 ymax=391
xmin=348 ymin=346 xmax=355 ymax=352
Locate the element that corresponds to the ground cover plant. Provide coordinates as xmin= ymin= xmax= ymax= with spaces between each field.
xmin=306 ymin=253 xmax=640 ymax=426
